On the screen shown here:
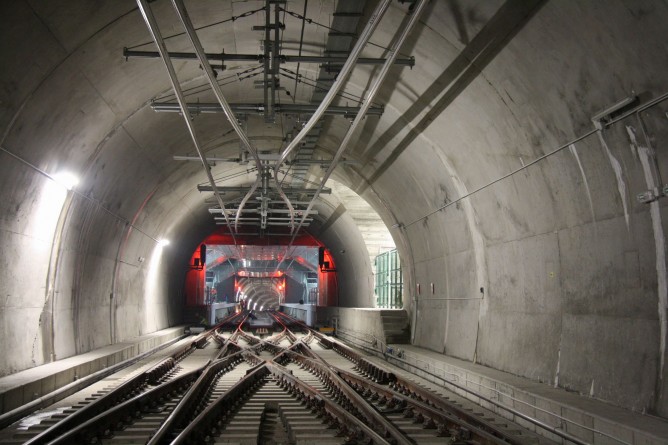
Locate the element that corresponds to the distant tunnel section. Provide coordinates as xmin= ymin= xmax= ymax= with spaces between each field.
xmin=182 ymin=229 xmax=339 ymax=325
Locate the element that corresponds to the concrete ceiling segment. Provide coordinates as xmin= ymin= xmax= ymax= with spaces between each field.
xmin=1 ymin=0 xmax=668 ymax=418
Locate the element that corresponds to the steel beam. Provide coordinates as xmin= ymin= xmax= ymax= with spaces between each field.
xmin=198 ymin=185 xmax=330 ymax=194
xmin=152 ymin=102 xmax=384 ymax=116
xmin=123 ymin=48 xmax=414 ymax=66
xmin=209 ymin=208 xmax=318 ymax=215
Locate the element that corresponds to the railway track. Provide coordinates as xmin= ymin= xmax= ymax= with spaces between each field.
xmin=0 ymin=311 xmax=562 ymax=445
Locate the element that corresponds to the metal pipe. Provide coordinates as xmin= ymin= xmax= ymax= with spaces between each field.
xmin=136 ymin=0 xmax=237 ymax=242
xmin=292 ymin=0 xmax=428 ymax=237
xmin=171 ymin=0 xmax=268 ymax=232
xmin=235 ymin=174 xmax=261 ymax=230
xmin=274 ymin=0 xmax=391 ymax=170
xmin=293 ymin=0 xmax=308 ymax=101
xmin=272 ymin=0 xmax=280 ymax=120
xmin=209 ymin=209 xmax=318 ymax=215
xmin=270 ymin=0 xmax=391 ymax=235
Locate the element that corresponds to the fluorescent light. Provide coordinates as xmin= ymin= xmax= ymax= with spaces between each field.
xmin=53 ymin=171 xmax=79 ymax=190
xmin=158 ymin=239 xmax=170 ymax=247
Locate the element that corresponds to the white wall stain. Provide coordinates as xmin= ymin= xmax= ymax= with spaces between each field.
xmin=597 ymin=131 xmax=630 ymax=229
xmin=628 ymin=125 xmax=668 ymax=378
xmin=430 ymin=144 xmax=488 ymax=361
xmin=569 ymin=144 xmax=597 ymax=232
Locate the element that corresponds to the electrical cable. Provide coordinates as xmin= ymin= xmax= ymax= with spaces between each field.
xmin=154 ymin=65 xmax=263 ymax=102
xmin=126 ymin=6 xmax=266 ymax=50
xmin=280 ymin=7 xmax=412 ymax=59
xmin=279 ymin=69 xmax=382 ymax=107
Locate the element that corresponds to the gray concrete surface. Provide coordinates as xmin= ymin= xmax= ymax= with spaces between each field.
xmin=0 ymin=0 xmax=667 ymax=433
xmin=0 ymin=325 xmax=184 ymax=416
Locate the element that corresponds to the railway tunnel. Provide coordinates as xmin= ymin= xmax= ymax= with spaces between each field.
xmin=1 ymin=0 xmax=668 ymax=443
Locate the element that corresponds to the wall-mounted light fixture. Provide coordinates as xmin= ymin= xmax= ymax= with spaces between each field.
xmin=591 ymin=95 xmax=637 ymax=130
xmin=53 ymin=171 xmax=80 ymax=190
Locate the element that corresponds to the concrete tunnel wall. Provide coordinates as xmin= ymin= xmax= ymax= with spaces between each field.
xmin=1 ymin=0 xmax=668 ymax=417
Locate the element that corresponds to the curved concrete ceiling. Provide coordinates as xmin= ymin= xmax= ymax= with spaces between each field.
xmin=2 ymin=0 xmax=668 ymax=418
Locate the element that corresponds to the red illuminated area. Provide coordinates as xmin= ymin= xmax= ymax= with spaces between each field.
xmin=183 ymin=228 xmax=338 ymax=310
xmin=184 ymin=246 xmax=206 ymax=306
xmin=318 ymin=249 xmax=337 ymax=306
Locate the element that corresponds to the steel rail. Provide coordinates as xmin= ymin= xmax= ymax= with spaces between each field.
xmin=46 ymin=366 xmax=206 ymax=445
xmin=269 ymin=313 xmax=559 ymax=445
xmin=265 ymin=362 xmax=393 ymax=445
xmin=276 ymin=349 xmax=413 ymax=445
xmin=169 ymin=363 xmax=269 ymax=444
xmin=0 ymin=333 xmax=187 ymax=430
xmin=312 ymin=317 xmax=591 ymax=445
xmin=257 ymin=317 xmax=413 ymax=445
xmin=170 ymin=0 xmax=272 ymax=232
xmin=339 ymin=368 xmax=521 ymax=445
xmin=135 ymin=0 xmax=237 ymax=243
xmin=147 ymin=352 xmax=248 ymax=445
xmin=23 ymin=336 xmax=200 ymax=445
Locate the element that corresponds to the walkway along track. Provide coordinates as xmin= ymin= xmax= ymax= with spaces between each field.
xmin=0 ymin=311 xmax=565 ymax=445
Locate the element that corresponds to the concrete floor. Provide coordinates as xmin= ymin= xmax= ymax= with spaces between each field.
xmin=1 ymin=0 xmax=668 ymax=438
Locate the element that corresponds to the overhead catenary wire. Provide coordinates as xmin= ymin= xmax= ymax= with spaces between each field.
xmin=279 ymin=68 xmax=383 ymax=107
xmin=126 ymin=6 xmax=266 ymax=50
xmin=290 ymin=0 xmax=429 ymax=244
xmin=273 ymin=0 xmax=417 ymax=274
xmin=154 ymin=65 xmax=264 ymax=102
xmin=136 ymin=0 xmax=238 ymax=245
xmin=170 ymin=0 xmax=278 ymax=233
xmin=291 ymin=0 xmax=308 ymax=103
xmin=280 ymin=6 xmax=413 ymax=59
